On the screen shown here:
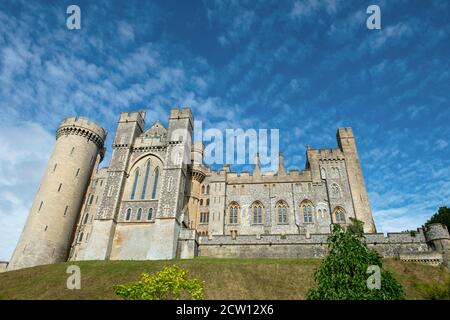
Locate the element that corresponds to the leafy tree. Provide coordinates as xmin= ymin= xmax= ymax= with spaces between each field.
xmin=347 ymin=217 xmax=364 ymax=236
xmin=113 ymin=265 xmax=205 ymax=300
xmin=307 ymin=221 xmax=404 ymax=300
xmin=426 ymin=207 xmax=450 ymax=230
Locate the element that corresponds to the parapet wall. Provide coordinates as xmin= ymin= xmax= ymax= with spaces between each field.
xmin=425 ymin=223 xmax=450 ymax=242
xmin=59 ymin=117 xmax=107 ymax=140
xmin=197 ymin=230 xmax=431 ymax=259
xmin=57 ymin=117 xmax=107 ymax=159
xmin=0 ymin=261 xmax=8 ymax=273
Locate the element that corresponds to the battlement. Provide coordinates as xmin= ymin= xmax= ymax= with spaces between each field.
xmin=337 ymin=127 xmax=354 ymax=139
xmin=220 ymin=166 xmax=310 ymax=183
xmin=199 ymin=230 xmax=428 ymax=245
xmin=59 ymin=116 xmax=107 ymax=141
xmin=118 ymin=111 xmax=146 ymax=125
xmin=170 ymin=107 xmax=193 ymax=120
xmin=425 ymin=223 xmax=450 ymax=242
xmin=57 ymin=117 xmax=107 ymax=159
xmin=197 ymin=230 xmax=433 ymax=260
xmin=307 ymin=147 xmax=344 ymax=160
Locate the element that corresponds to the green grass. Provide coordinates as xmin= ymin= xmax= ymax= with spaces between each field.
xmin=0 ymin=258 xmax=448 ymax=300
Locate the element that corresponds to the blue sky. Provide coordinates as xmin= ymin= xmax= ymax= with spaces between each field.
xmin=0 ymin=0 xmax=449 ymax=261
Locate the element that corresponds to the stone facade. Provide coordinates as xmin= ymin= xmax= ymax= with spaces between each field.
xmin=6 ymin=107 xmax=450 ymax=271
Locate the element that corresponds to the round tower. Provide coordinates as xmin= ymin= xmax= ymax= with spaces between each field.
xmin=8 ymin=117 xmax=106 ymax=270
xmin=425 ymin=223 xmax=450 ymax=252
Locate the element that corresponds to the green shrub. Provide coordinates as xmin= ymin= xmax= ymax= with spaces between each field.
xmin=113 ymin=265 xmax=205 ymax=300
xmin=307 ymin=221 xmax=404 ymax=300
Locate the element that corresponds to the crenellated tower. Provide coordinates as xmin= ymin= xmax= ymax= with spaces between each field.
xmin=84 ymin=111 xmax=145 ymax=260
xmin=150 ymin=108 xmax=193 ymax=259
xmin=337 ymin=128 xmax=376 ymax=233
xmin=8 ymin=117 xmax=106 ymax=270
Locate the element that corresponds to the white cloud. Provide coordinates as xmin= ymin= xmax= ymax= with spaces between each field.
xmin=434 ymin=139 xmax=448 ymax=150
xmin=290 ymin=0 xmax=320 ymax=19
xmin=373 ymin=207 xmax=429 ymax=233
xmin=290 ymin=0 xmax=341 ymax=19
xmin=117 ymin=21 xmax=135 ymax=43
xmin=0 ymin=122 xmax=53 ymax=261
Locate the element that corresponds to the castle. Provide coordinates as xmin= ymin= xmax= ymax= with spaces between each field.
xmin=5 ymin=107 xmax=450 ymax=271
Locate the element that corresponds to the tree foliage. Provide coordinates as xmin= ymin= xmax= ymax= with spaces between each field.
xmin=426 ymin=207 xmax=450 ymax=230
xmin=307 ymin=221 xmax=404 ymax=300
xmin=113 ymin=265 xmax=205 ymax=300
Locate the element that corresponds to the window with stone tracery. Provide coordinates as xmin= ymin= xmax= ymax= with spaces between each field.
xmin=250 ymin=201 xmax=264 ymax=224
xmin=331 ymin=183 xmax=341 ymax=198
xmin=227 ymin=202 xmax=239 ymax=224
xmin=300 ymin=201 xmax=314 ymax=223
xmin=200 ymin=212 xmax=209 ymax=224
xmin=276 ymin=200 xmax=289 ymax=224
xmin=334 ymin=207 xmax=346 ymax=223
xmin=141 ymin=160 xmax=151 ymax=199
xmin=130 ymin=168 xmax=139 ymax=200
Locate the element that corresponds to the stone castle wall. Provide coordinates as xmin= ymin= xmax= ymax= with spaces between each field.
xmin=197 ymin=230 xmax=432 ymax=259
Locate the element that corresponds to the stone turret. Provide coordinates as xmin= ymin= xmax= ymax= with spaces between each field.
xmin=278 ymin=153 xmax=286 ymax=176
xmin=8 ymin=117 xmax=106 ymax=270
xmin=84 ymin=111 xmax=145 ymax=261
xmin=188 ymin=141 xmax=207 ymax=229
xmin=337 ymin=128 xmax=376 ymax=233
xmin=253 ymin=153 xmax=261 ymax=177
xmin=152 ymin=107 xmax=193 ymax=259
xmin=424 ymin=223 xmax=450 ymax=269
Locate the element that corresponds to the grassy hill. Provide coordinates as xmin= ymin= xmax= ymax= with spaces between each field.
xmin=0 ymin=258 xmax=448 ymax=300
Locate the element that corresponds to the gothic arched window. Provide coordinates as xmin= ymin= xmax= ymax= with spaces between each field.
xmin=126 ymin=208 xmax=132 ymax=221
xmin=130 ymin=169 xmax=139 ymax=200
xmin=141 ymin=160 xmax=151 ymax=199
xmin=228 ymin=202 xmax=239 ymax=224
xmin=147 ymin=208 xmax=153 ymax=220
xmin=250 ymin=201 xmax=264 ymax=224
xmin=136 ymin=208 xmax=142 ymax=221
xmin=301 ymin=201 xmax=313 ymax=223
xmin=151 ymin=167 xmax=160 ymax=199
xmin=276 ymin=201 xmax=289 ymax=224
xmin=334 ymin=207 xmax=346 ymax=223
xmin=331 ymin=183 xmax=341 ymax=198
